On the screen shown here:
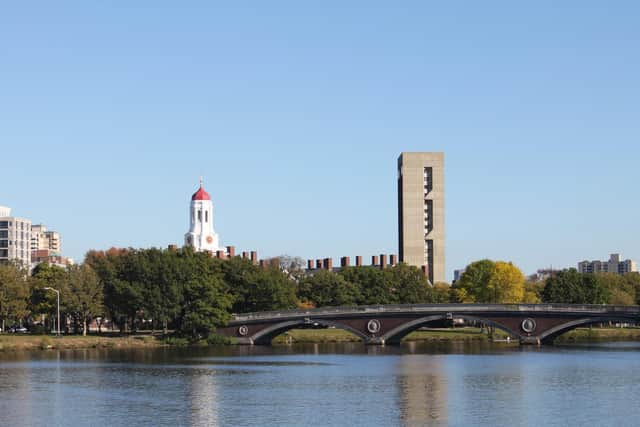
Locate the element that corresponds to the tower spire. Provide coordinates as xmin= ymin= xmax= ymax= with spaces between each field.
xmin=199 ymin=176 xmax=203 ymax=187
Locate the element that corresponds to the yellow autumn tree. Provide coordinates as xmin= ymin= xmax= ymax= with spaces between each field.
xmin=487 ymin=261 xmax=525 ymax=303
xmin=455 ymin=260 xmax=526 ymax=303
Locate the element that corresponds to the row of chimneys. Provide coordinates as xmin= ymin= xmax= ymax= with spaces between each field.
xmin=167 ymin=244 xmax=427 ymax=276
xmin=169 ymin=244 xmax=260 ymax=264
xmin=307 ymin=254 xmax=399 ymax=270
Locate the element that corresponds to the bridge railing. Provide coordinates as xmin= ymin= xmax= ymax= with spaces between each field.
xmin=230 ymin=303 xmax=640 ymax=322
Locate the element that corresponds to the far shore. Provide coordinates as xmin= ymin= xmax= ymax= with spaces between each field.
xmin=2 ymin=327 xmax=640 ymax=352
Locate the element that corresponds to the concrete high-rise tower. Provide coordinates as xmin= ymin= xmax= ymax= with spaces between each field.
xmin=184 ymin=179 xmax=222 ymax=253
xmin=397 ymin=152 xmax=445 ymax=283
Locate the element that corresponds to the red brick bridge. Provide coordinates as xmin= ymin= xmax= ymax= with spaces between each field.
xmin=217 ymin=304 xmax=640 ymax=345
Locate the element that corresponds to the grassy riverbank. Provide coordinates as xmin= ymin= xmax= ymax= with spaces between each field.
xmin=2 ymin=327 xmax=640 ymax=351
xmin=0 ymin=334 xmax=166 ymax=352
xmin=272 ymin=327 xmax=491 ymax=344
xmin=556 ymin=327 xmax=640 ymax=343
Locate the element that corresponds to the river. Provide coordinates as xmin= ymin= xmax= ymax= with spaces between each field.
xmin=1 ymin=341 xmax=639 ymax=426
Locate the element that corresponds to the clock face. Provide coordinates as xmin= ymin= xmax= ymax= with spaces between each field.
xmin=206 ymin=235 xmax=213 ymax=244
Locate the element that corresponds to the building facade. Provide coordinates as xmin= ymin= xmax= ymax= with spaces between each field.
xmin=31 ymin=224 xmax=61 ymax=254
xmin=578 ymin=254 xmax=638 ymax=274
xmin=184 ymin=180 xmax=223 ymax=253
xmin=0 ymin=206 xmax=32 ymax=266
xmin=397 ymin=152 xmax=445 ymax=283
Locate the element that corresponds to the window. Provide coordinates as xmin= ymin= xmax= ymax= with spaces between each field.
xmin=0 ymin=231 xmax=7 ymax=238
xmin=0 ymin=240 xmax=7 ymax=248
xmin=0 ymin=221 xmax=7 ymax=229
xmin=0 ymin=249 xmax=7 ymax=258
xmin=205 ymin=211 xmax=208 ymax=223
xmin=198 ymin=211 xmax=202 ymax=222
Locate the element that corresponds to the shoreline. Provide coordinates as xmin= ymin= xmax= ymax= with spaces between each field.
xmin=2 ymin=327 xmax=640 ymax=352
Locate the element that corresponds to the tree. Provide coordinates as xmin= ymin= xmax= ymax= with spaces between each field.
xmin=541 ymin=269 xmax=609 ymax=304
xmin=454 ymin=260 xmax=525 ymax=303
xmin=30 ymin=262 xmax=67 ymax=330
xmin=523 ymin=280 xmax=544 ymax=304
xmin=384 ymin=263 xmax=433 ymax=304
xmin=64 ymin=264 xmax=104 ymax=336
xmin=298 ymin=270 xmax=360 ymax=307
xmin=180 ymin=274 xmax=232 ymax=339
xmin=488 ymin=262 xmax=525 ymax=303
xmin=594 ymin=273 xmax=636 ymax=305
xmin=339 ymin=267 xmax=391 ymax=305
xmin=0 ymin=262 xmax=30 ymax=331
xmin=432 ymin=282 xmax=453 ymax=303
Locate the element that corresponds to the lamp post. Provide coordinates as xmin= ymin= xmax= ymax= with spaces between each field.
xmin=44 ymin=287 xmax=60 ymax=336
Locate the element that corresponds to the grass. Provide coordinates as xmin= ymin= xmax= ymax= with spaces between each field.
xmin=556 ymin=327 xmax=640 ymax=343
xmin=272 ymin=327 xmax=640 ymax=345
xmin=0 ymin=334 xmax=167 ymax=352
xmin=272 ymin=327 xmax=492 ymax=344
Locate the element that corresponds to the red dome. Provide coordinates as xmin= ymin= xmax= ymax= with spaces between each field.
xmin=191 ymin=185 xmax=211 ymax=201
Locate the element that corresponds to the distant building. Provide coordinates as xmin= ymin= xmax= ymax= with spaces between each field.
xmin=184 ymin=179 xmax=223 ymax=253
xmin=31 ymin=224 xmax=61 ymax=254
xmin=0 ymin=206 xmax=32 ymax=266
xmin=528 ymin=269 xmax=561 ymax=282
xmin=397 ymin=152 xmax=445 ymax=284
xmin=453 ymin=269 xmax=465 ymax=284
xmin=578 ymin=254 xmax=638 ymax=275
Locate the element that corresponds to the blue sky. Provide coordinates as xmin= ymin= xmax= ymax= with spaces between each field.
xmin=1 ymin=2 xmax=639 ymax=279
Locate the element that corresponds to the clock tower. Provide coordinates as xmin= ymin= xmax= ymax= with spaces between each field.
xmin=184 ymin=178 xmax=222 ymax=253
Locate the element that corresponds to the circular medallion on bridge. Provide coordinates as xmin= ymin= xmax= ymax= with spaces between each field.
xmin=238 ymin=325 xmax=249 ymax=336
xmin=367 ymin=319 xmax=381 ymax=334
xmin=521 ymin=318 xmax=537 ymax=334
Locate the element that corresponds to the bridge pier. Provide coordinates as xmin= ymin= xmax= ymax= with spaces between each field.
xmin=365 ymin=337 xmax=386 ymax=346
xmin=519 ymin=336 xmax=541 ymax=346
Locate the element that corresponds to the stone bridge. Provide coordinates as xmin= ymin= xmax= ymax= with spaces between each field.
xmin=217 ymin=304 xmax=640 ymax=345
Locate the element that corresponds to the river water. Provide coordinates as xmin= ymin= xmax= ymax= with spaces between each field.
xmin=1 ymin=341 xmax=639 ymax=427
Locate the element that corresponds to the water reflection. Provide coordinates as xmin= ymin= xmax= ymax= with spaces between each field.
xmin=396 ymin=355 xmax=447 ymax=426
xmin=189 ymin=369 xmax=219 ymax=427
xmin=2 ymin=343 xmax=640 ymax=426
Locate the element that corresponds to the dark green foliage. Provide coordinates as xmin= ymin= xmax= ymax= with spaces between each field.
xmin=84 ymin=247 xmax=297 ymax=338
xmin=299 ymin=263 xmax=435 ymax=308
xmin=298 ymin=270 xmax=361 ymax=307
xmin=542 ymin=269 xmax=609 ymax=304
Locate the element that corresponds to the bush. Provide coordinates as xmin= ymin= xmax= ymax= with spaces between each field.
xmin=164 ymin=336 xmax=189 ymax=346
xmin=206 ymin=334 xmax=233 ymax=345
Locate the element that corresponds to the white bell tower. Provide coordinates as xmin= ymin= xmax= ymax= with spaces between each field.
xmin=184 ymin=178 xmax=222 ymax=253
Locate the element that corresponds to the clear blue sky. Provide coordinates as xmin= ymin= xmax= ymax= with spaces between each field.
xmin=1 ymin=2 xmax=639 ymax=279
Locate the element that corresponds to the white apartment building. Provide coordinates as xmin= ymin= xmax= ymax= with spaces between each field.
xmin=0 ymin=206 xmax=32 ymax=266
xmin=578 ymin=253 xmax=638 ymax=274
xmin=31 ymin=224 xmax=61 ymax=254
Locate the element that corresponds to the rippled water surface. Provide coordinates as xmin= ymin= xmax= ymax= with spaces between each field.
xmin=1 ymin=341 xmax=640 ymax=426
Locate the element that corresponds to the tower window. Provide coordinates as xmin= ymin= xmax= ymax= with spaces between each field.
xmin=198 ymin=211 xmax=202 ymax=222
xmin=205 ymin=211 xmax=208 ymax=223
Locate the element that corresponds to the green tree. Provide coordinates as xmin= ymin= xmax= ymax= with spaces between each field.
xmin=64 ymin=264 xmax=104 ymax=336
xmin=384 ymin=263 xmax=433 ymax=304
xmin=339 ymin=267 xmax=391 ymax=305
xmin=30 ymin=262 xmax=67 ymax=330
xmin=542 ymin=269 xmax=609 ymax=304
xmin=180 ymin=274 xmax=232 ymax=338
xmin=0 ymin=262 xmax=30 ymax=331
xmin=432 ymin=282 xmax=453 ymax=303
xmin=298 ymin=270 xmax=360 ymax=307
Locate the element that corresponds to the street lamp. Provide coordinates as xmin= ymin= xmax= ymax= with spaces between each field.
xmin=44 ymin=287 xmax=60 ymax=336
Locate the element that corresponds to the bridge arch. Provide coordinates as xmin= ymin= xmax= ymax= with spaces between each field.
xmin=250 ymin=319 xmax=369 ymax=345
xmin=381 ymin=314 xmax=519 ymax=345
xmin=539 ymin=317 xmax=638 ymax=344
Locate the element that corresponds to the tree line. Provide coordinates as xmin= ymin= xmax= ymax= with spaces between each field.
xmin=1 ymin=250 xmax=639 ymax=339
xmin=452 ymin=259 xmax=640 ymax=306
